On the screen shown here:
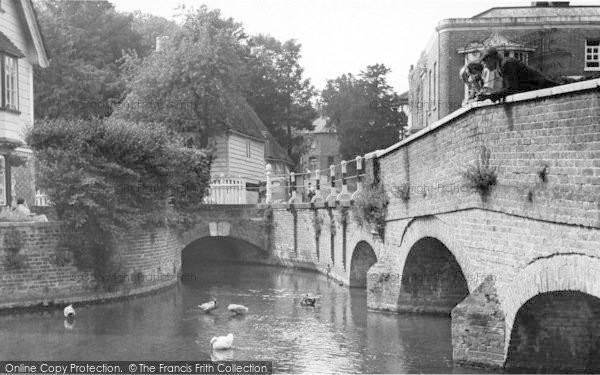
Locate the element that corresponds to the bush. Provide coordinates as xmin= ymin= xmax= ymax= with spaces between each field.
xmin=352 ymin=183 xmax=389 ymax=239
xmin=3 ymin=227 xmax=26 ymax=270
xmin=26 ymin=118 xmax=212 ymax=290
xmin=462 ymin=146 xmax=497 ymax=200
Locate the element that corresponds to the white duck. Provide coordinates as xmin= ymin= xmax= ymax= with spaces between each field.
xmin=227 ymin=304 xmax=248 ymax=315
xmin=210 ymin=333 xmax=234 ymax=350
xmin=64 ymin=304 xmax=76 ymax=318
xmin=199 ymin=299 xmax=218 ymax=313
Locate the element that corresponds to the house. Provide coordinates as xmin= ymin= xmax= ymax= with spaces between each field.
xmin=204 ymin=96 xmax=293 ymax=204
xmin=408 ymin=1 xmax=600 ymax=133
xmin=0 ymin=0 xmax=48 ymax=208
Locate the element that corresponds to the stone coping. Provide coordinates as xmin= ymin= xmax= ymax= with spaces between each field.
xmin=378 ymin=77 xmax=600 ymax=159
xmin=265 ymin=200 xmax=352 ymax=210
xmin=0 ymin=220 xmax=59 ymax=228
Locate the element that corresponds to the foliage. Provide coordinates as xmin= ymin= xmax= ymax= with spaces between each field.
xmin=328 ymin=208 xmax=336 ymax=237
xmin=321 ymin=64 xmax=408 ymax=160
xmin=117 ymin=6 xmax=251 ymax=148
xmin=3 ymin=227 xmax=26 ymax=270
xmin=461 ymin=146 xmax=497 ymax=200
xmin=392 ymin=182 xmax=410 ymax=203
xmin=26 ymin=118 xmax=211 ymax=290
xmin=352 ymin=183 xmax=389 ymax=239
xmin=33 ymin=0 xmax=151 ymax=119
xmin=244 ymin=35 xmax=317 ymax=166
xmin=312 ymin=210 xmax=323 ymax=239
xmin=337 ymin=205 xmax=349 ymax=226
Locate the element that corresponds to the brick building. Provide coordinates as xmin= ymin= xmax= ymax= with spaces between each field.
xmin=408 ymin=1 xmax=600 ymax=133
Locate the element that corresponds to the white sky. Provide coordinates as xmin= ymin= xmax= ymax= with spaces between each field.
xmin=111 ymin=0 xmax=599 ymax=94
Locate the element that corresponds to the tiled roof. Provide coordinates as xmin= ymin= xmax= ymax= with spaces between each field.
xmin=0 ymin=31 xmax=25 ymax=58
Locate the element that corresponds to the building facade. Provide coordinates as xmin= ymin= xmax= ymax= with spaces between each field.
xmin=408 ymin=2 xmax=600 ymax=133
xmin=0 ymin=0 xmax=48 ymax=208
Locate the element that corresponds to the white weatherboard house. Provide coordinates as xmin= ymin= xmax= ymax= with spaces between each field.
xmin=0 ymin=0 xmax=48 ymax=208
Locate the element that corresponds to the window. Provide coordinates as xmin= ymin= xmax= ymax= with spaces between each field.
xmin=1 ymin=55 xmax=18 ymax=111
xmin=309 ymin=156 xmax=317 ymax=171
xmin=0 ymin=156 xmax=5 ymax=206
xmin=327 ymin=156 xmax=334 ymax=167
xmin=585 ymin=40 xmax=600 ymax=71
xmin=245 ymin=140 xmax=251 ymax=158
xmin=428 ymin=69 xmax=432 ymax=113
xmin=433 ymin=62 xmax=437 ymax=109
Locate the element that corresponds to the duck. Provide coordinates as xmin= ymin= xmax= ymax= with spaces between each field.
xmin=227 ymin=304 xmax=248 ymax=315
xmin=210 ymin=333 xmax=234 ymax=350
xmin=199 ymin=299 xmax=218 ymax=313
xmin=63 ymin=304 xmax=76 ymax=319
xmin=300 ymin=294 xmax=317 ymax=307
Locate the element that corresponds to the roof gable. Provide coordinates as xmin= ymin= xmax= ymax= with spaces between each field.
xmin=14 ymin=0 xmax=48 ymax=67
xmin=0 ymin=31 xmax=25 ymax=58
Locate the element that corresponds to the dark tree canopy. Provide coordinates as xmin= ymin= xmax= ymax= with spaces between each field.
xmin=32 ymin=0 xmax=174 ymax=119
xmin=320 ymin=64 xmax=407 ymax=160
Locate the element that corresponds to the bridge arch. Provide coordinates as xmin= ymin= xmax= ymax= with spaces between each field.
xmin=502 ymin=255 xmax=600 ymax=372
xmin=396 ymin=216 xmax=473 ymax=314
xmin=349 ymin=240 xmax=378 ymax=288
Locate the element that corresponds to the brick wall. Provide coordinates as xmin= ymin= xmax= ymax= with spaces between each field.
xmin=0 ymin=222 xmax=181 ymax=309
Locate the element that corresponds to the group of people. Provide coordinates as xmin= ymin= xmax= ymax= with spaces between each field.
xmin=461 ymin=47 xmax=560 ymax=103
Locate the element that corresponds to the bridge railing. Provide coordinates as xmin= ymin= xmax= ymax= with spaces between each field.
xmin=265 ymin=153 xmax=378 ymax=205
xmin=204 ymin=176 xmax=247 ymax=204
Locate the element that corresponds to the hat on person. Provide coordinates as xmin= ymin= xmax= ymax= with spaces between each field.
xmin=479 ymin=47 xmax=499 ymax=62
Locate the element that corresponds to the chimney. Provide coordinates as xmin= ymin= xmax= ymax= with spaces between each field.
xmin=155 ymin=36 xmax=169 ymax=52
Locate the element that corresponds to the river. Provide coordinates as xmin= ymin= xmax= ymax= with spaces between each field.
xmin=0 ymin=262 xmax=488 ymax=374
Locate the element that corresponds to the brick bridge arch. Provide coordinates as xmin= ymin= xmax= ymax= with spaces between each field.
xmin=178 ymin=206 xmax=269 ymax=253
xmin=395 ymin=216 xmax=474 ymax=314
xmin=501 ymin=254 xmax=600 ymax=371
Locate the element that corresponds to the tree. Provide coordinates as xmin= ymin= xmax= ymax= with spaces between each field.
xmin=117 ymin=6 xmax=250 ymax=148
xmin=130 ymin=11 xmax=179 ymax=58
xmin=243 ymin=35 xmax=317 ymax=167
xmin=33 ymin=0 xmax=148 ymax=119
xmin=321 ymin=64 xmax=407 ymax=160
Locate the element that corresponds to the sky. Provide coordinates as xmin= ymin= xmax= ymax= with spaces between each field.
xmin=111 ymin=0 xmax=598 ymax=94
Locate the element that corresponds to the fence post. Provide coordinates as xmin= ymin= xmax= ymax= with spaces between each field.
xmin=311 ymin=169 xmax=324 ymax=203
xmin=351 ymin=156 xmax=363 ymax=200
xmin=337 ymin=160 xmax=352 ymax=201
xmin=288 ymin=171 xmax=299 ymax=204
xmin=325 ymin=164 xmax=337 ymax=205
xmin=266 ymin=164 xmax=272 ymax=204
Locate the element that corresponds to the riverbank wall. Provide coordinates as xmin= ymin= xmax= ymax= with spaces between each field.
xmin=0 ymin=221 xmax=181 ymax=311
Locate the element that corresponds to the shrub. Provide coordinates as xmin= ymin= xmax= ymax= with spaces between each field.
xmin=462 ymin=146 xmax=497 ymax=200
xmin=352 ymin=183 xmax=389 ymax=239
xmin=3 ymin=227 xmax=26 ymax=270
xmin=26 ymin=118 xmax=212 ymax=290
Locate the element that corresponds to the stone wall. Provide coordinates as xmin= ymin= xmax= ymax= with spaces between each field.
xmin=0 ymin=222 xmax=181 ymax=309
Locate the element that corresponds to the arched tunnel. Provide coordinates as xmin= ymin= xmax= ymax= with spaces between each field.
xmin=506 ymin=291 xmax=600 ymax=372
xmin=398 ymin=237 xmax=469 ymax=314
xmin=181 ymin=236 xmax=268 ymax=284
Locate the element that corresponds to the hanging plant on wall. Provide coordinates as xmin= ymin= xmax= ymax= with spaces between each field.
xmin=461 ymin=146 xmax=497 ymax=200
xmin=351 ymin=183 xmax=389 ymax=240
xmin=3 ymin=227 xmax=27 ymax=270
xmin=312 ymin=210 xmax=323 ymax=241
xmin=392 ymin=182 xmax=410 ymax=203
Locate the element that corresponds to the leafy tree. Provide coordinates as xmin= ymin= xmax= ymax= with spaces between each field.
xmin=33 ymin=0 xmax=147 ymax=119
xmin=117 ymin=6 xmax=250 ymax=148
xmin=26 ymin=118 xmax=211 ymax=290
xmin=130 ymin=11 xmax=179 ymax=58
xmin=244 ymin=35 xmax=317 ymax=167
xmin=321 ymin=64 xmax=407 ymax=160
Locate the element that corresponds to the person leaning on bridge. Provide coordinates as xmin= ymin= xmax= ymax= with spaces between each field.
xmin=476 ymin=47 xmax=559 ymax=103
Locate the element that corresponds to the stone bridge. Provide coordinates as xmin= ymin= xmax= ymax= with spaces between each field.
xmin=189 ymin=79 xmax=600 ymax=372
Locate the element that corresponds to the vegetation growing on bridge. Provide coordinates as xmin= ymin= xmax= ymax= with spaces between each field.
xmin=26 ymin=118 xmax=212 ymax=291
xmin=462 ymin=146 xmax=497 ymax=200
xmin=352 ymin=183 xmax=389 ymax=240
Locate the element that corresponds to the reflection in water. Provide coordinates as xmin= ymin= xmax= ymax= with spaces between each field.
xmin=0 ymin=263 xmax=486 ymax=374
